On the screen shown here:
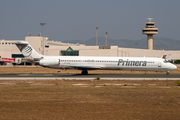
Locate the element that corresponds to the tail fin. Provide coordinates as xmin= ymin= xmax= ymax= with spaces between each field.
xmin=14 ymin=41 xmax=43 ymax=59
xmin=161 ymin=54 xmax=172 ymax=62
xmin=162 ymin=54 xmax=167 ymax=59
xmin=166 ymin=54 xmax=172 ymax=61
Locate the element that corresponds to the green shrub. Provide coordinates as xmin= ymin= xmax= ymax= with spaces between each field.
xmin=95 ymin=77 xmax=100 ymax=80
xmin=174 ymin=60 xmax=180 ymax=64
xmin=176 ymin=81 xmax=180 ymax=86
xmin=55 ymin=82 xmax=58 ymax=86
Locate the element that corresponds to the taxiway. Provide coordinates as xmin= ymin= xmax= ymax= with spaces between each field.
xmin=0 ymin=74 xmax=180 ymax=80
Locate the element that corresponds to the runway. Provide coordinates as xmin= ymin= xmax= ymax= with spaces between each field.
xmin=0 ymin=74 xmax=180 ymax=80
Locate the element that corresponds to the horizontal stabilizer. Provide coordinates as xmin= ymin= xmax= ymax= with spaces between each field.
xmin=13 ymin=41 xmax=29 ymax=45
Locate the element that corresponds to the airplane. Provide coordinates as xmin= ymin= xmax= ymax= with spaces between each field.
xmin=14 ymin=41 xmax=177 ymax=75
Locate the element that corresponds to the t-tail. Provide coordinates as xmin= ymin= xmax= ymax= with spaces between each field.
xmin=162 ymin=54 xmax=172 ymax=62
xmin=14 ymin=41 xmax=43 ymax=59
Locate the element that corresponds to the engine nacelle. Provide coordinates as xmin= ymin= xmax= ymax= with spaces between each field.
xmin=39 ymin=59 xmax=59 ymax=66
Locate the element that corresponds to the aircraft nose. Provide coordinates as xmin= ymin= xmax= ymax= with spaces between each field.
xmin=170 ymin=64 xmax=177 ymax=70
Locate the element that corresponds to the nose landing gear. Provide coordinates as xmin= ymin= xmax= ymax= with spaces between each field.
xmin=81 ymin=69 xmax=88 ymax=75
xmin=166 ymin=71 xmax=170 ymax=75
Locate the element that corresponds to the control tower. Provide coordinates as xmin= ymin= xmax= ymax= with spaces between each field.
xmin=142 ymin=18 xmax=158 ymax=50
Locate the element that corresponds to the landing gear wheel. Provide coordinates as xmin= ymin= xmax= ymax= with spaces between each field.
xmin=166 ymin=71 xmax=170 ymax=75
xmin=81 ymin=70 xmax=88 ymax=75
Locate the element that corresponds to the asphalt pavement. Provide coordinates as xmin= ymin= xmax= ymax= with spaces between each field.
xmin=0 ymin=74 xmax=179 ymax=80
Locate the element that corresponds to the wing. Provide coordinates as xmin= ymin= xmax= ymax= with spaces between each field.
xmin=68 ymin=65 xmax=102 ymax=70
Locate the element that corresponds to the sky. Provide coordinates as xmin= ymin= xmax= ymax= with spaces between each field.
xmin=0 ymin=0 xmax=180 ymax=41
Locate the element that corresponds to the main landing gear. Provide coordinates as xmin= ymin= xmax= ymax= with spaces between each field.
xmin=166 ymin=71 xmax=170 ymax=75
xmin=81 ymin=69 xmax=88 ymax=75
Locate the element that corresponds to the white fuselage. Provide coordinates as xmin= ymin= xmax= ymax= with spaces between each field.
xmin=39 ymin=56 xmax=177 ymax=71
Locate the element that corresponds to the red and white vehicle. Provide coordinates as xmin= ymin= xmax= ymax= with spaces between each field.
xmin=1 ymin=58 xmax=15 ymax=63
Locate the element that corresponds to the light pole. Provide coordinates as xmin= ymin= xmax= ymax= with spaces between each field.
xmin=106 ymin=32 xmax=108 ymax=46
xmin=134 ymin=43 xmax=138 ymax=48
xmin=96 ymin=27 xmax=98 ymax=46
xmin=40 ymin=23 xmax=46 ymax=55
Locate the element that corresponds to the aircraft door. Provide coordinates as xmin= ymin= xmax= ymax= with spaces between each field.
xmin=58 ymin=59 xmax=60 ymax=65
xmin=88 ymin=59 xmax=94 ymax=66
xmin=158 ymin=62 xmax=161 ymax=67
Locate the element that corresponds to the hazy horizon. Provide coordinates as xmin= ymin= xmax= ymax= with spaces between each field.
xmin=0 ymin=0 xmax=180 ymax=41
